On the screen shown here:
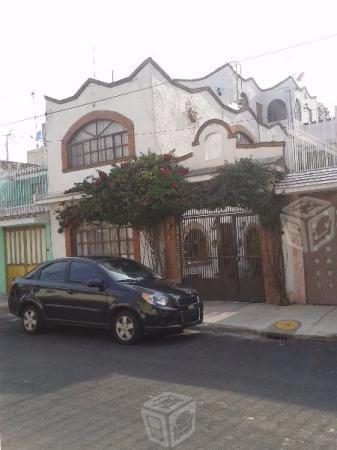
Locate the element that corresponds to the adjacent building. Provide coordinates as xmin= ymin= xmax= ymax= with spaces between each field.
xmin=0 ymin=149 xmax=51 ymax=294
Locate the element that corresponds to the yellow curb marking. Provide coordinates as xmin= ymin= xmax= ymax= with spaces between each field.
xmin=273 ymin=320 xmax=301 ymax=331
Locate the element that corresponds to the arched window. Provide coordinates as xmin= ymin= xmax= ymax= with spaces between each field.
xmin=235 ymin=132 xmax=253 ymax=145
xmin=267 ymin=99 xmax=288 ymax=122
xmin=68 ymin=120 xmax=128 ymax=169
xmin=183 ymin=228 xmax=208 ymax=261
xmin=62 ymin=111 xmax=135 ymax=172
xmin=294 ymin=99 xmax=302 ymax=121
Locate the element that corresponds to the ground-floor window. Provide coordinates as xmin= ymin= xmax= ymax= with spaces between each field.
xmin=72 ymin=223 xmax=135 ymax=259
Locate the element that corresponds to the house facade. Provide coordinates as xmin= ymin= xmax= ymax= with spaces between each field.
xmin=40 ymin=58 xmax=287 ymax=303
xmin=1 ymin=57 xmax=335 ymax=306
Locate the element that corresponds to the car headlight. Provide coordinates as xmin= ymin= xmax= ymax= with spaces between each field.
xmin=142 ymin=292 xmax=169 ymax=307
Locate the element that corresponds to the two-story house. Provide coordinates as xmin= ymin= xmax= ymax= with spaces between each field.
xmin=38 ymin=58 xmax=287 ymax=302
xmin=4 ymin=57 xmax=334 ymax=306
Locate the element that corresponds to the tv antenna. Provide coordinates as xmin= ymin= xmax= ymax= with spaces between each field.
xmin=5 ymin=130 xmax=13 ymax=161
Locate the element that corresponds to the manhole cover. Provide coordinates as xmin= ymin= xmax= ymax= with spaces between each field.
xmin=273 ymin=320 xmax=301 ymax=331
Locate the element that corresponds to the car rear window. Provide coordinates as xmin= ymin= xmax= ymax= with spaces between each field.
xmin=40 ymin=261 xmax=68 ymax=282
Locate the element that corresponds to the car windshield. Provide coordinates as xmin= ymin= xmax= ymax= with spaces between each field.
xmin=98 ymin=259 xmax=158 ymax=281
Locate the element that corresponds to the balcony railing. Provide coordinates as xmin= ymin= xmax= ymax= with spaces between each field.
xmin=285 ymin=121 xmax=337 ymax=172
xmin=0 ymin=164 xmax=48 ymax=218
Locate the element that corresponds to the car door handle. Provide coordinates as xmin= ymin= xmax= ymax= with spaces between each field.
xmin=66 ymin=289 xmax=74 ymax=294
xmin=46 ymin=289 xmax=55 ymax=293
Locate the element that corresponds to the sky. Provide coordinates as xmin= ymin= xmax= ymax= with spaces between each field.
xmin=0 ymin=0 xmax=336 ymax=162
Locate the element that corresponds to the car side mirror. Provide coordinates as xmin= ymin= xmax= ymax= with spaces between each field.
xmin=87 ymin=279 xmax=105 ymax=290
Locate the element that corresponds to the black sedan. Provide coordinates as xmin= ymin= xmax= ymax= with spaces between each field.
xmin=8 ymin=256 xmax=203 ymax=344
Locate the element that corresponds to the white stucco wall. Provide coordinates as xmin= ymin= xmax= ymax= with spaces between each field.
xmin=44 ymin=60 xmax=288 ymax=260
xmin=46 ymin=61 xmax=286 ymax=195
xmin=45 ymin=63 xmax=158 ymax=195
xmin=177 ymin=65 xmax=321 ymax=127
xmin=49 ymin=205 xmax=66 ymax=258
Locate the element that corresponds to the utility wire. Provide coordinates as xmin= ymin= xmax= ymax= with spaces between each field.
xmin=0 ymin=32 xmax=336 ymax=130
xmin=240 ymin=32 xmax=337 ymax=63
xmin=0 ymin=82 xmax=169 ymax=128
xmin=1 ymin=114 xmax=288 ymax=144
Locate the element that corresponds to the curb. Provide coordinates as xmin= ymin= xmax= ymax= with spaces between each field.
xmin=0 ymin=305 xmax=8 ymax=314
xmin=198 ymin=322 xmax=261 ymax=338
xmin=199 ymin=322 xmax=337 ymax=343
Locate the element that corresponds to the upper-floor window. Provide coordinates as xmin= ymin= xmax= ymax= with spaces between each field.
xmin=235 ymin=132 xmax=253 ymax=145
xmin=68 ymin=120 xmax=129 ymax=169
xmin=267 ymin=99 xmax=287 ymax=122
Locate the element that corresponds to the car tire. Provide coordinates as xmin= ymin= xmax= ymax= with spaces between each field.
xmin=112 ymin=310 xmax=142 ymax=345
xmin=21 ymin=305 xmax=43 ymax=335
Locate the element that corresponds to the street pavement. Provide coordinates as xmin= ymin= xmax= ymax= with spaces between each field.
xmin=4 ymin=294 xmax=337 ymax=341
xmin=2 ymin=315 xmax=337 ymax=449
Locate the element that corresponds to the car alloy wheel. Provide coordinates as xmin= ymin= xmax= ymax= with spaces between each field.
xmin=113 ymin=310 xmax=141 ymax=344
xmin=21 ymin=305 xmax=42 ymax=334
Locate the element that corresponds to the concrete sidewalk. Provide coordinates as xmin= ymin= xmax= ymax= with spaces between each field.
xmin=202 ymin=301 xmax=337 ymax=341
xmin=2 ymin=292 xmax=337 ymax=341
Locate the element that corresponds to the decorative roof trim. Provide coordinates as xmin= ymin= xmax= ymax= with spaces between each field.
xmin=174 ymin=62 xmax=316 ymax=100
xmin=45 ymin=57 xmax=286 ymax=135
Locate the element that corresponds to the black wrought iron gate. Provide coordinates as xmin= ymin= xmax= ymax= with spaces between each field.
xmin=178 ymin=209 xmax=265 ymax=302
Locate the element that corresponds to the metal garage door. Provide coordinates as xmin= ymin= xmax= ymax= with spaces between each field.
xmin=5 ymin=226 xmax=47 ymax=291
xmin=178 ymin=209 xmax=265 ymax=302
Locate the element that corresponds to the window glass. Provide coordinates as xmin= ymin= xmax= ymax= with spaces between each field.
xmin=235 ymin=132 xmax=253 ymax=145
xmin=73 ymin=224 xmax=134 ymax=259
xmin=68 ymin=120 xmax=129 ymax=169
xmin=40 ymin=261 xmax=68 ymax=282
xmin=99 ymin=259 xmax=157 ymax=281
xmin=69 ymin=262 xmax=100 ymax=283
xmin=267 ymin=99 xmax=288 ymax=122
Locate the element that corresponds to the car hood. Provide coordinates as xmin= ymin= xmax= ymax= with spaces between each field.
xmin=121 ymin=278 xmax=197 ymax=298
